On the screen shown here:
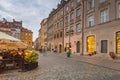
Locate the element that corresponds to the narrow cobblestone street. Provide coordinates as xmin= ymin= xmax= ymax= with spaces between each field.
xmin=0 ymin=52 xmax=120 ymax=80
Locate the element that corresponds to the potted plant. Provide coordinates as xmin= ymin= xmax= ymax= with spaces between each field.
xmin=23 ymin=50 xmax=38 ymax=71
xmin=109 ymin=52 xmax=116 ymax=59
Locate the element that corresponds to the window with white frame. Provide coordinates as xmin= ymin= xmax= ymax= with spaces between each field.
xmin=118 ymin=4 xmax=120 ymax=18
xmin=70 ymin=12 xmax=74 ymax=20
xmin=89 ymin=0 xmax=94 ymax=9
xmin=88 ymin=15 xmax=94 ymax=27
xmin=76 ymin=8 xmax=80 ymax=17
xmin=100 ymin=9 xmax=109 ymax=23
xmin=66 ymin=5 xmax=68 ymax=12
xmin=70 ymin=1 xmax=74 ymax=9
xmin=76 ymin=23 xmax=80 ymax=32
xmin=60 ymin=20 xmax=63 ymax=27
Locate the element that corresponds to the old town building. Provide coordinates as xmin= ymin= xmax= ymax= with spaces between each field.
xmin=40 ymin=0 xmax=120 ymax=55
xmin=0 ymin=18 xmax=33 ymax=48
xmin=38 ymin=18 xmax=47 ymax=51
xmin=83 ymin=0 xmax=120 ymax=54
xmin=64 ymin=0 xmax=82 ymax=54
xmin=21 ymin=28 xmax=33 ymax=48
xmin=46 ymin=0 xmax=82 ymax=54
xmin=47 ymin=0 xmax=67 ymax=53
xmin=0 ymin=18 xmax=22 ymax=39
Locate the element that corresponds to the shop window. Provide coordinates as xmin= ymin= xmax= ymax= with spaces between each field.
xmin=116 ymin=32 xmax=120 ymax=54
xmin=87 ymin=36 xmax=95 ymax=52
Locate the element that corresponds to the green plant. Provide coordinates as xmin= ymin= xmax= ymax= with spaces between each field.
xmin=24 ymin=50 xmax=38 ymax=63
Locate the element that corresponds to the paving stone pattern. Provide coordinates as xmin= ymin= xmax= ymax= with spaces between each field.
xmin=0 ymin=53 xmax=120 ymax=80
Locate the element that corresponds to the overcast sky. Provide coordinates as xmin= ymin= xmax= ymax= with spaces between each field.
xmin=0 ymin=0 xmax=60 ymax=41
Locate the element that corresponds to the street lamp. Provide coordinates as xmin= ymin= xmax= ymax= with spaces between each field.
xmin=67 ymin=29 xmax=73 ymax=57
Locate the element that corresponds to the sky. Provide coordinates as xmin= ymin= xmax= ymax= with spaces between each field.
xmin=0 ymin=0 xmax=60 ymax=41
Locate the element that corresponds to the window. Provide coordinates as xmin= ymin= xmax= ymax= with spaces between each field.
xmin=57 ymin=22 xmax=59 ymax=27
xmin=89 ymin=0 xmax=94 ymax=9
xmin=88 ymin=15 xmax=94 ymax=27
xmin=60 ymin=31 xmax=62 ymax=37
xmin=116 ymin=32 xmax=120 ymax=54
xmin=70 ymin=1 xmax=74 ymax=9
xmin=100 ymin=0 xmax=106 ymax=3
xmin=101 ymin=9 xmax=109 ymax=23
xmin=70 ymin=26 xmax=74 ymax=34
xmin=76 ymin=0 xmax=80 ymax=3
xmin=61 ymin=11 xmax=63 ymax=16
xmin=76 ymin=8 xmax=80 ymax=17
xmin=65 ymin=16 xmax=68 ymax=24
xmin=60 ymin=20 xmax=63 ymax=27
xmin=76 ymin=23 xmax=80 ymax=32
xmin=65 ymin=28 xmax=69 ymax=36
xmin=57 ymin=33 xmax=59 ymax=38
xmin=66 ymin=5 xmax=68 ymax=12
xmin=70 ymin=12 xmax=74 ymax=20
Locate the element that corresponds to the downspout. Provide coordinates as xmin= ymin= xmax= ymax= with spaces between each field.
xmin=82 ymin=0 xmax=84 ymax=56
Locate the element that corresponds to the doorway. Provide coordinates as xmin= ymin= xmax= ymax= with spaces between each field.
xmin=76 ymin=41 xmax=80 ymax=53
xmin=59 ymin=44 xmax=62 ymax=53
xmin=101 ymin=40 xmax=108 ymax=53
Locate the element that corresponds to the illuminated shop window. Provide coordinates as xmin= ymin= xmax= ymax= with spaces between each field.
xmin=117 ymin=32 xmax=120 ymax=54
xmin=87 ymin=36 xmax=95 ymax=52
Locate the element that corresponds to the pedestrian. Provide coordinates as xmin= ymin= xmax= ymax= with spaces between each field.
xmin=43 ymin=47 xmax=47 ymax=56
xmin=67 ymin=48 xmax=71 ymax=58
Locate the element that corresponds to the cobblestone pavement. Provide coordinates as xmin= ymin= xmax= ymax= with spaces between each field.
xmin=0 ymin=53 xmax=120 ymax=80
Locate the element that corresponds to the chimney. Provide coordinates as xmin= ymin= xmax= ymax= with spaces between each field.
xmin=3 ymin=18 xmax=7 ymax=22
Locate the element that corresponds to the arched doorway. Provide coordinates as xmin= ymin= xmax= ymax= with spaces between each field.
xmin=116 ymin=31 xmax=120 ymax=54
xmin=59 ymin=44 xmax=62 ymax=53
xmin=87 ymin=35 xmax=95 ymax=52
xmin=76 ymin=41 xmax=80 ymax=53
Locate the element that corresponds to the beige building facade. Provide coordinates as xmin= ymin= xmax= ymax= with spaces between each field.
xmin=83 ymin=0 xmax=120 ymax=54
xmin=64 ymin=0 xmax=82 ymax=54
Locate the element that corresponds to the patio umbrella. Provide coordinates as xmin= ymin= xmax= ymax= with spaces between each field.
xmin=0 ymin=31 xmax=20 ymax=42
xmin=0 ymin=31 xmax=27 ymax=49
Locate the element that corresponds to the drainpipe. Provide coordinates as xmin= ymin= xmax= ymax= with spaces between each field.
xmin=62 ymin=2 xmax=65 ymax=54
xmin=82 ymin=0 xmax=84 ymax=56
